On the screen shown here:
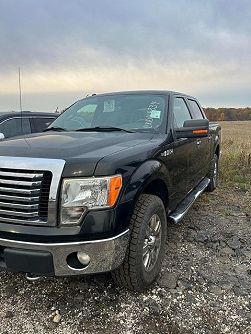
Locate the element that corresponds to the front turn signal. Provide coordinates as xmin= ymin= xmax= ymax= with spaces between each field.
xmin=108 ymin=175 xmax=123 ymax=206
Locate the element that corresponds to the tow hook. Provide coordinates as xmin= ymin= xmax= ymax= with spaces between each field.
xmin=25 ymin=273 xmax=42 ymax=282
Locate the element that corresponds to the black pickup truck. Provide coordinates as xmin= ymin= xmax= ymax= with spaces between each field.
xmin=0 ymin=91 xmax=221 ymax=291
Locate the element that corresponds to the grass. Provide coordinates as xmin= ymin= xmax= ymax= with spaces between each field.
xmin=219 ymin=121 xmax=251 ymax=190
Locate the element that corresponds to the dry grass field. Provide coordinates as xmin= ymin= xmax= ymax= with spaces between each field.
xmin=219 ymin=121 xmax=251 ymax=190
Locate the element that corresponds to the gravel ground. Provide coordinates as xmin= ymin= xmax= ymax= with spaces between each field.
xmin=0 ymin=187 xmax=251 ymax=334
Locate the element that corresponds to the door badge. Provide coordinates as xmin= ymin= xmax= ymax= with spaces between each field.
xmin=161 ymin=149 xmax=173 ymax=157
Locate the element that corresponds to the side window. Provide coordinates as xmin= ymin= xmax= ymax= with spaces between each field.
xmin=188 ymin=99 xmax=204 ymax=119
xmin=22 ymin=118 xmax=32 ymax=134
xmin=0 ymin=118 xmax=31 ymax=138
xmin=33 ymin=117 xmax=55 ymax=132
xmin=173 ymin=97 xmax=192 ymax=127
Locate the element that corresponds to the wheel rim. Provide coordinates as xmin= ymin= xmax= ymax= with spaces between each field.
xmin=142 ymin=213 xmax=162 ymax=272
xmin=213 ymin=160 xmax=218 ymax=186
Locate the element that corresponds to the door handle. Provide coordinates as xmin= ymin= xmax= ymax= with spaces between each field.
xmin=196 ymin=139 xmax=202 ymax=146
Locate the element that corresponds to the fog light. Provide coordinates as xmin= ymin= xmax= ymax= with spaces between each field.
xmin=77 ymin=252 xmax=90 ymax=266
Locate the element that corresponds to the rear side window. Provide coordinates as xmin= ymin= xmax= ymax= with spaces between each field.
xmin=173 ymin=97 xmax=192 ymax=127
xmin=0 ymin=118 xmax=31 ymax=138
xmin=33 ymin=117 xmax=55 ymax=132
xmin=188 ymin=99 xmax=204 ymax=119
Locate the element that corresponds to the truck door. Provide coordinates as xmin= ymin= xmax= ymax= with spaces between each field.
xmin=186 ymin=98 xmax=211 ymax=190
xmin=160 ymin=96 xmax=194 ymax=207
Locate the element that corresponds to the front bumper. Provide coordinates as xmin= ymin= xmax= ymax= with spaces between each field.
xmin=0 ymin=230 xmax=129 ymax=276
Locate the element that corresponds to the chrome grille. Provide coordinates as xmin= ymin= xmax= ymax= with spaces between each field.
xmin=0 ymin=168 xmax=52 ymax=225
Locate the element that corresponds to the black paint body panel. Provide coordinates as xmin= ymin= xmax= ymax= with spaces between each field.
xmin=0 ymin=91 xmax=221 ymax=242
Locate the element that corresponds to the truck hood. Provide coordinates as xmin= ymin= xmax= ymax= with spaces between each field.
xmin=0 ymin=131 xmax=154 ymax=176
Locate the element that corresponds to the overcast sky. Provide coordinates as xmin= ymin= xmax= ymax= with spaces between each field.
xmin=0 ymin=0 xmax=250 ymax=111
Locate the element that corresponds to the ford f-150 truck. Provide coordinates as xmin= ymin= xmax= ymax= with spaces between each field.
xmin=0 ymin=91 xmax=221 ymax=291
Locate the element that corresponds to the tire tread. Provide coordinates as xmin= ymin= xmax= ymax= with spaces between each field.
xmin=112 ymin=194 xmax=162 ymax=290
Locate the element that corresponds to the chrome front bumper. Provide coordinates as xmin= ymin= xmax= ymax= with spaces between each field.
xmin=0 ymin=230 xmax=129 ymax=276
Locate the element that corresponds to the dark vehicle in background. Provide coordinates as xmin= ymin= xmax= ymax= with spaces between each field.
xmin=0 ymin=112 xmax=58 ymax=139
xmin=0 ymin=91 xmax=221 ymax=291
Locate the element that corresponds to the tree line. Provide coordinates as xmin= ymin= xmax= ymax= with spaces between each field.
xmin=204 ymin=107 xmax=251 ymax=121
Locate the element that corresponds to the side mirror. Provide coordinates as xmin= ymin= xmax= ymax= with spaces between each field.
xmin=0 ymin=133 xmax=5 ymax=140
xmin=175 ymin=119 xmax=209 ymax=139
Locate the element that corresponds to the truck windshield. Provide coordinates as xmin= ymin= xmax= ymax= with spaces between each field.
xmin=49 ymin=94 xmax=166 ymax=133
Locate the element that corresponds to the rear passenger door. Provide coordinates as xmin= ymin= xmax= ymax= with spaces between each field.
xmin=186 ymin=98 xmax=211 ymax=187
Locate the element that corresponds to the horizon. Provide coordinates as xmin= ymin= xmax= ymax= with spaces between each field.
xmin=0 ymin=1 xmax=250 ymax=111
xmin=2 ymin=88 xmax=251 ymax=113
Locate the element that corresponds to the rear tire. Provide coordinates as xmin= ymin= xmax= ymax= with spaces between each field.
xmin=206 ymin=154 xmax=219 ymax=192
xmin=112 ymin=194 xmax=167 ymax=291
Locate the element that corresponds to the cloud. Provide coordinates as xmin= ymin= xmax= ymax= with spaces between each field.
xmin=0 ymin=0 xmax=250 ymax=109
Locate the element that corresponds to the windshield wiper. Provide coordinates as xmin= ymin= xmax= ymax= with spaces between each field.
xmin=75 ymin=126 xmax=134 ymax=133
xmin=43 ymin=127 xmax=66 ymax=132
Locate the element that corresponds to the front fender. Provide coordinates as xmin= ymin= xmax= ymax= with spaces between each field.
xmin=121 ymin=159 xmax=171 ymax=203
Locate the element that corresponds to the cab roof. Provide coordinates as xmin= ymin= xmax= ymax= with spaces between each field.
xmin=85 ymin=90 xmax=196 ymax=99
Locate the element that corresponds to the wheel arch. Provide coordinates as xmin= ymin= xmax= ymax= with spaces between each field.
xmin=142 ymin=178 xmax=169 ymax=209
xmin=121 ymin=159 xmax=171 ymax=210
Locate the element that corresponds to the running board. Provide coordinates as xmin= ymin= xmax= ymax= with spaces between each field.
xmin=168 ymin=177 xmax=210 ymax=224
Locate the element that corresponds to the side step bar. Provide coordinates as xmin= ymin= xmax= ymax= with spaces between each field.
xmin=168 ymin=177 xmax=210 ymax=224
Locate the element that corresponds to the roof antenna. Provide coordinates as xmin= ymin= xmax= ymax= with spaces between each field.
xmin=18 ymin=67 xmax=24 ymax=137
xmin=18 ymin=67 xmax=23 ymax=112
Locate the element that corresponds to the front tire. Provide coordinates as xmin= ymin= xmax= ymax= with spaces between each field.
xmin=112 ymin=194 xmax=167 ymax=291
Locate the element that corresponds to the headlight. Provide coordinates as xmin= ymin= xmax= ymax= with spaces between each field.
xmin=60 ymin=175 xmax=122 ymax=225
